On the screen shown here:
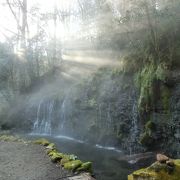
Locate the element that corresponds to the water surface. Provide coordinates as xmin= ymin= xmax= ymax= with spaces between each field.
xmin=27 ymin=134 xmax=136 ymax=180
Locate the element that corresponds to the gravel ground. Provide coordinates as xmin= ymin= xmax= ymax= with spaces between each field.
xmin=0 ymin=141 xmax=70 ymax=180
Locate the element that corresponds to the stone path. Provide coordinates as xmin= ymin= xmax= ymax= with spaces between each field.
xmin=0 ymin=141 xmax=94 ymax=180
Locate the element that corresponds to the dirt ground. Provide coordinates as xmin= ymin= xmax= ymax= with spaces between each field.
xmin=0 ymin=141 xmax=70 ymax=180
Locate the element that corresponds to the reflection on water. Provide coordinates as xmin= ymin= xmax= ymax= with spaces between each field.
xmin=27 ymin=134 xmax=134 ymax=180
xmin=95 ymin=144 xmax=122 ymax=153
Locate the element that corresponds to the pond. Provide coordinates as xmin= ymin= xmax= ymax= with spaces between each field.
xmin=27 ymin=134 xmax=139 ymax=180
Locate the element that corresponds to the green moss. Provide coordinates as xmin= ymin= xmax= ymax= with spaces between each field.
xmin=60 ymin=155 xmax=73 ymax=165
xmin=61 ymin=157 xmax=71 ymax=165
xmin=139 ymin=131 xmax=153 ymax=146
xmin=0 ymin=135 xmax=18 ymax=141
xmin=161 ymin=85 xmax=170 ymax=113
xmin=147 ymin=162 xmax=174 ymax=174
xmin=128 ymin=159 xmax=180 ymax=180
xmin=139 ymin=121 xmax=155 ymax=146
xmin=48 ymin=151 xmax=64 ymax=162
xmin=135 ymin=61 xmax=170 ymax=114
xmin=68 ymin=154 xmax=78 ymax=160
xmin=145 ymin=121 xmax=155 ymax=130
xmin=36 ymin=139 xmax=93 ymax=174
xmin=122 ymin=55 xmax=141 ymax=74
xmin=64 ymin=160 xmax=82 ymax=171
xmin=155 ymin=63 xmax=168 ymax=82
xmin=137 ymin=63 xmax=156 ymax=113
xmin=0 ymin=135 xmax=27 ymax=143
xmin=34 ymin=138 xmax=50 ymax=146
xmin=51 ymin=153 xmax=64 ymax=162
xmin=134 ymin=72 xmax=141 ymax=89
xmin=77 ymin=162 xmax=92 ymax=173
xmin=46 ymin=143 xmax=55 ymax=150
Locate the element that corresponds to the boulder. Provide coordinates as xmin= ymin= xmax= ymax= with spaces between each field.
xmin=166 ymin=160 xmax=175 ymax=167
xmin=128 ymin=159 xmax=180 ymax=180
xmin=156 ymin=154 xmax=169 ymax=163
xmin=77 ymin=162 xmax=92 ymax=173
xmin=64 ymin=160 xmax=82 ymax=171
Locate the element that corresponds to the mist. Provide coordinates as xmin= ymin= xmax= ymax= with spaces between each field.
xmin=0 ymin=0 xmax=180 ymax=180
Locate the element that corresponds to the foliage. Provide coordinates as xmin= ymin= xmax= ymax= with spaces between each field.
xmin=139 ymin=120 xmax=155 ymax=146
xmin=135 ymin=60 xmax=170 ymax=114
xmin=136 ymin=62 xmax=156 ymax=113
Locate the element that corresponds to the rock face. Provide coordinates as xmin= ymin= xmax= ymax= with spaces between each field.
xmin=128 ymin=155 xmax=180 ymax=180
xmin=5 ymin=67 xmax=180 ymax=156
xmin=13 ymin=68 xmax=142 ymax=154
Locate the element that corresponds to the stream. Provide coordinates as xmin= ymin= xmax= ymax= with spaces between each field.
xmin=27 ymin=134 xmax=136 ymax=180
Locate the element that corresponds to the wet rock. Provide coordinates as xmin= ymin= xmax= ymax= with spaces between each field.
xmin=156 ymin=154 xmax=169 ymax=163
xmin=68 ymin=173 xmax=95 ymax=180
xmin=166 ymin=159 xmax=175 ymax=167
xmin=117 ymin=152 xmax=155 ymax=166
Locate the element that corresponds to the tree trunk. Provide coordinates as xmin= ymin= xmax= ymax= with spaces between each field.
xmin=21 ymin=0 xmax=27 ymax=49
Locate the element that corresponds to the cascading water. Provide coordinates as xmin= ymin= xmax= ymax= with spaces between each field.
xmin=32 ymin=99 xmax=54 ymax=135
xmin=107 ymin=103 xmax=112 ymax=129
xmin=129 ymin=93 xmax=139 ymax=154
xmin=59 ymin=98 xmax=66 ymax=132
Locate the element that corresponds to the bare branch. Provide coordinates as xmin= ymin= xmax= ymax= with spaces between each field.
xmin=6 ymin=0 xmax=20 ymax=28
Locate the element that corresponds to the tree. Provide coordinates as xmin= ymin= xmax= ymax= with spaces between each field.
xmin=6 ymin=0 xmax=28 ymax=52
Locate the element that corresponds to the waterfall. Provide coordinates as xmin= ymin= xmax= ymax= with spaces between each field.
xmin=98 ymin=103 xmax=102 ymax=128
xmin=59 ymin=93 xmax=71 ymax=134
xmin=32 ymin=99 xmax=54 ymax=135
xmin=60 ymin=98 xmax=66 ymax=131
xmin=131 ymin=101 xmax=138 ymax=138
xmin=129 ymin=95 xmax=139 ymax=154
xmin=107 ymin=104 xmax=112 ymax=129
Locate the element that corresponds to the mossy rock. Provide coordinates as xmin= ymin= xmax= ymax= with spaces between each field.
xmin=34 ymin=138 xmax=50 ymax=146
xmin=46 ymin=143 xmax=55 ymax=150
xmin=68 ymin=154 xmax=78 ymax=160
xmin=147 ymin=161 xmax=174 ymax=174
xmin=59 ymin=154 xmax=78 ymax=165
xmin=128 ymin=159 xmax=180 ymax=180
xmin=60 ymin=156 xmax=71 ymax=166
xmin=47 ymin=148 xmax=55 ymax=154
xmin=50 ymin=152 xmax=64 ymax=162
xmin=0 ymin=135 xmax=26 ymax=143
xmin=48 ymin=149 xmax=58 ymax=156
xmin=64 ymin=160 xmax=82 ymax=171
xmin=145 ymin=121 xmax=155 ymax=130
xmin=139 ymin=120 xmax=156 ymax=147
xmin=0 ymin=135 xmax=18 ymax=141
xmin=77 ymin=162 xmax=92 ymax=173
xmin=139 ymin=132 xmax=153 ymax=146
xmin=48 ymin=150 xmax=65 ymax=162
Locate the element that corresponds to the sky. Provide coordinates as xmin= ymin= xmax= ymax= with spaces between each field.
xmin=0 ymin=0 xmax=79 ymax=42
